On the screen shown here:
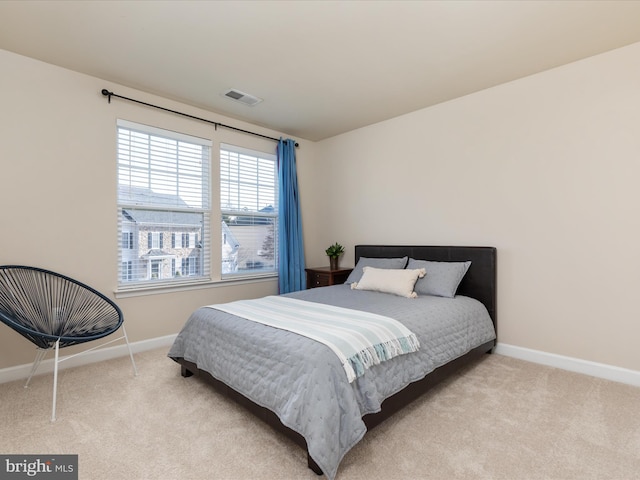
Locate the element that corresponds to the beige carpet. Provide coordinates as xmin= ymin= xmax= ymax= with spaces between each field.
xmin=1 ymin=348 xmax=639 ymax=480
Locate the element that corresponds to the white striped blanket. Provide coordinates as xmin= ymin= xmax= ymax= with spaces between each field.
xmin=206 ymin=295 xmax=420 ymax=382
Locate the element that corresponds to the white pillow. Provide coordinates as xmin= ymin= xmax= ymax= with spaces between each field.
xmin=351 ymin=266 xmax=426 ymax=298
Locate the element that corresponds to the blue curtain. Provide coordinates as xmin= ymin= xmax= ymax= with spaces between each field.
xmin=277 ymin=138 xmax=306 ymax=293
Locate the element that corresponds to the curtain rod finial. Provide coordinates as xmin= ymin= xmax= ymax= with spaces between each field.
xmin=101 ymin=89 xmax=113 ymax=103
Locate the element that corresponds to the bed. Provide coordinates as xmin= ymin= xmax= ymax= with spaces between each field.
xmin=169 ymin=245 xmax=497 ymax=479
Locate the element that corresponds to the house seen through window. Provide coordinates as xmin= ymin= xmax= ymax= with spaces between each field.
xmin=116 ymin=120 xmax=211 ymax=288
xmin=220 ymin=144 xmax=278 ymax=277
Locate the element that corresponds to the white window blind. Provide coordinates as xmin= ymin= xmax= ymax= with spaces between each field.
xmin=117 ymin=120 xmax=211 ymax=288
xmin=220 ymin=144 xmax=278 ymax=277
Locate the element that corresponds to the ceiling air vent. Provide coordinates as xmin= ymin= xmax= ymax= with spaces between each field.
xmin=222 ymin=88 xmax=263 ymax=106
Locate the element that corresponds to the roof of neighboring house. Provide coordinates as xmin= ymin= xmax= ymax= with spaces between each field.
xmin=225 ymin=205 xmax=276 ymax=226
xmin=143 ymin=249 xmax=176 ymax=259
xmin=120 ymin=186 xmax=202 ymax=228
xmin=122 ymin=208 xmax=202 ymax=228
xmin=119 ymin=185 xmax=191 ymax=208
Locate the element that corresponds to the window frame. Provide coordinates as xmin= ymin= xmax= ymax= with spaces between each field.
xmin=116 ymin=119 xmax=212 ymax=290
xmin=220 ymin=143 xmax=278 ymax=280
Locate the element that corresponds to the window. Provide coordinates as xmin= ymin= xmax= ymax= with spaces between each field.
xmin=183 ymin=232 xmax=195 ymax=248
xmin=172 ymin=233 xmax=182 ymax=249
xmin=220 ymin=144 xmax=278 ymax=277
xmin=148 ymin=232 xmax=163 ymax=249
xmin=117 ymin=120 xmax=211 ymax=288
xmin=121 ymin=261 xmax=133 ymax=281
xmin=121 ymin=232 xmax=134 ymax=250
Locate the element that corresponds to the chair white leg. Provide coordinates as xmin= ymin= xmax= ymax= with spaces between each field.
xmin=51 ymin=339 xmax=60 ymax=423
xmin=122 ymin=326 xmax=138 ymax=376
xmin=24 ymin=348 xmax=48 ymax=388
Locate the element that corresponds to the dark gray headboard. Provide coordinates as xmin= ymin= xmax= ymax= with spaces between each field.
xmin=355 ymin=245 xmax=497 ymax=332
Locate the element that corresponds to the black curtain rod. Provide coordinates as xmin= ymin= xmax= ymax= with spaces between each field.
xmin=101 ymin=89 xmax=298 ymax=147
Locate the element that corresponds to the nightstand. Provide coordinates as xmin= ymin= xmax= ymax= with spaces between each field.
xmin=305 ymin=266 xmax=353 ymax=289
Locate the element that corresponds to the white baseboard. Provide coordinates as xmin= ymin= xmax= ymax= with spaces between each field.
xmin=495 ymin=342 xmax=640 ymax=388
xmin=3 ymin=337 xmax=638 ymax=389
xmin=0 ymin=334 xmax=177 ymax=385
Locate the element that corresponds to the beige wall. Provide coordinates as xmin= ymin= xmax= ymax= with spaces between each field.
xmin=311 ymin=42 xmax=640 ymax=372
xmin=0 ymin=49 xmax=319 ymax=369
xmin=2 ymin=42 xmax=640 ymax=374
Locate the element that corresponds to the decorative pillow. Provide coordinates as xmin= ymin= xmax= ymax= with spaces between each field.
xmin=407 ymin=259 xmax=471 ymax=298
xmin=351 ymin=266 xmax=426 ymax=298
xmin=345 ymin=256 xmax=408 ymax=284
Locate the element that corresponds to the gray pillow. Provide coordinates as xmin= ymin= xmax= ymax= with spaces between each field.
xmin=345 ymin=256 xmax=408 ymax=284
xmin=407 ymin=258 xmax=471 ymax=298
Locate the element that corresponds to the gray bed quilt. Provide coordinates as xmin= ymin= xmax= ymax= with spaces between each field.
xmin=168 ymin=285 xmax=496 ymax=480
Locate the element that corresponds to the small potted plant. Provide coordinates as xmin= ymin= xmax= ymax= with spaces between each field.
xmin=325 ymin=242 xmax=345 ymax=270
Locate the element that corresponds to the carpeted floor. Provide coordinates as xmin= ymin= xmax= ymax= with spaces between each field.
xmin=1 ymin=348 xmax=639 ymax=480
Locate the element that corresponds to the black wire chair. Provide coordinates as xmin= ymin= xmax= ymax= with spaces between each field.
xmin=0 ymin=265 xmax=137 ymax=421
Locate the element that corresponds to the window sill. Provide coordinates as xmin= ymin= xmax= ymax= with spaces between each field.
xmin=114 ymin=274 xmax=278 ymax=299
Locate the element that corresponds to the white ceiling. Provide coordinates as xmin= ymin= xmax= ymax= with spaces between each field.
xmin=2 ymin=1 xmax=640 ymax=141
